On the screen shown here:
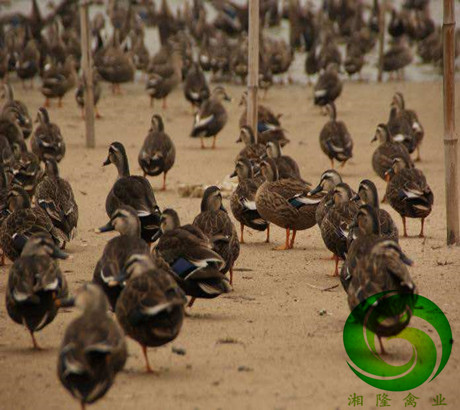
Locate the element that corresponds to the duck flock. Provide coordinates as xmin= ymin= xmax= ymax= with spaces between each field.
xmin=0 ymin=0 xmax=447 ymax=408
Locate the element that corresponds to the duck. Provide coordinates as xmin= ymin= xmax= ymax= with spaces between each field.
xmin=230 ymin=158 xmax=269 ymax=243
xmin=58 ymin=284 xmax=127 ymax=410
xmin=93 ymin=205 xmax=151 ymax=311
xmin=319 ymin=183 xmax=359 ymax=276
xmin=346 ymin=239 xmax=416 ymax=354
xmin=16 ymin=31 xmax=40 ymax=90
xmin=183 ymin=61 xmax=210 ymax=108
xmin=1 ymin=83 xmax=33 ymax=139
xmin=387 ymin=105 xmax=416 ymax=154
xmin=6 ymin=233 xmax=68 ymax=349
xmin=154 ymin=208 xmax=231 ymax=307
xmin=146 ymin=43 xmax=183 ymax=109
xmin=235 ymin=126 xmax=266 ymax=163
xmin=317 ymin=34 xmax=342 ymax=70
xmin=41 ymin=55 xmax=77 ymax=107
xmin=131 ymin=29 xmax=150 ymax=73
xmin=95 ymin=30 xmax=135 ymax=94
xmin=385 ymin=158 xmax=433 ymax=238
xmin=371 ymin=123 xmax=412 ymax=181
xmin=265 ymin=140 xmax=302 ymax=180
xmin=319 ymin=102 xmax=353 ymax=168
xmin=309 ymin=169 xmax=343 ymax=226
xmin=103 ymin=142 xmax=161 ymax=244
xmin=340 ymin=204 xmax=383 ymax=292
xmin=383 ymin=37 xmax=413 ymax=80
xmin=138 ymin=114 xmax=175 ymax=191
xmin=255 ymin=159 xmax=321 ymax=250
xmin=238 ymin=92 xmax=288 ymax=147
xmin=0 ymin=164 xmax=10 ymax=226
xmin=35 ymin=159 xmax=78 ymax=247
xmin=114 ymin=254 xmax=186 ymax=373
xmin=0 ymin=106 xmax=26 ymax=150
xmin=305 ymin=44 xmax=319 ymax=85
xmin=75 ymin=73 xmax=102 ymax=119
xmin=31 ymin=108 xmax=66 ymax=163
xmin=392 ymin=92 xmax=424 ymax=162
xmin=0 ymin=186 xmax=66 ymax=262
xmin=344 ymin=41 xmax=364 ymax=79
xmin=193 ymin=186 xmax=240 ymax=284
xmin=351 ymin=180 xmax=398 ymax=242
xmin=10 ymin=147 xmax=42 ymax=197
xmin=190 ymin=86 xmax=231 ymax=149
xmin=314 ymin=63 xmax=343 ymax=107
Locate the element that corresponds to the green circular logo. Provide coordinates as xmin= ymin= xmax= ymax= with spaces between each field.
xmin=343 ymin=291 xmax=453 ymax=391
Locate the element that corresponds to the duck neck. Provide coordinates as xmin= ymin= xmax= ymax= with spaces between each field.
xmin=116 ymin=154 xmax=130 ymax=178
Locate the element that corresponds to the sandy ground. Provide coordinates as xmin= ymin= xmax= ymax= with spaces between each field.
xmin=0 ymin=78 xmax=460 ymax=410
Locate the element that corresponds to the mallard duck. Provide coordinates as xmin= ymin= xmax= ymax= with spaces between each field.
xmin=154 ymin=208 xmax=231 ymax=307
xmin=344 ymin=42 xmax=364 ymax=79
xmin=309 ymin=169 xmax=343 ymax=226
xmin=131 ymin=30 xmax=150 ymax=72
xmin=41 ymin=55 xmax=77 ymax=107
xmin=146 ymin=44 xmax=182 ymax=109
xmin=58 ymin=284 xmax=127 ymax=409
xmin=0 ymin=106 xmax=26 ymax=149
xmin=266 ymin=140 xmax=302 ymax=180
xmin=138 ymin=114 xmax=175 ymax=191
xmin=190 ymin=86 xmax=230 ymax=149
xmin=114 ymin=254 xmax=186 ymax=373
xmin=255 ymin=159 xmax=321 ymax=250
xmin=317 ymin=34 xmax=342 ymax=70
xmin=16 ymin=33 xmax=40 ymax=90
xmin=319 ymin=103 xmax=353 ymax=168
xmin=351 ymin=180 xmax=398 ymax=242
xmin=6 ymin=233 xmax=68 ymax=349
xmin=235 ymin=126 xmax=266 ymax=163
xmin=230 ymin=158 xmax=269 ymax=243
xmin=371 ymin=123 xmax=412 ymax=181
xmin=392 ymin=92 xmax=424 ymax=162
xmin=0 ymin=164 xmax=10 ymax=225
xmin=0 ymin=186 xmax=66 ymax=262
xmin=95 ymin=30 xmax=135 ymax=94
xmin=35 ymin=159 xmax=78 ymax=246
xmin=305 ymin=45 xmax=319 ymax=85
xmin=193 ymin=186 xmax=240 ymax=284
xmin=1 ymin=84 xmax=33 ymax=138
xmin=385 ymin=158 xmax=433 ymax=238
xmin=103 ymin=142 xmax=161 ymax=243
xmin=31 ymin=108 xmax=66 ymax=163
xmin=238 ymin=92 xmax=288 ymax=147
xmin=383 ymin=37 xmax=413 ymax=80
xmin=184 ymin=62 xmax=210 ymax=108
xmin=340 ymin=204 xmax=383 ymax=292
xmin=314 ymin=63 xmax=343 ymax=107
xmin=346 ymin=239 xmax=416 ymax=354
xmin=93 ymin=205 xmax=150 ymax=311
xmin=387 ymin=105 xmax=416 ymax=154
xmin=10 ymin=147 xmax=42 ymax=197
xmin=319 ymin=183 xmax=359 ymax=276
xmin=75 ymin=74 xmax=102 ymax=119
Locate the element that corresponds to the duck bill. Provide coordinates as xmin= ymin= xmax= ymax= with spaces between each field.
xmin=109 ymin=269 xmax=128 ymax=287
xmin=52 ymin=246 xmax=69 ymax=260
xmin=229 ymin=170 xmax=237 ymax=178
xmin=400 ymin=252 xmax=414 ymax=266
xmin=309 ymin=184 xmax=323 ymax=195
xmin=351 ymin=193 xmax=360 ymax=202
xmin=371 ymin=135 xmax=377 ymax=143
xmin=102 ymin=157 xmax=111 ymax=166
xmin=55 ymin=296 xmax=75 ymax=308
xmin=97 ymin=221 xmax=114 ymax=233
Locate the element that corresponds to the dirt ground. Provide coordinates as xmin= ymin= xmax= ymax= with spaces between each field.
xmin=0 ymin=78 xmax=459 ymax=410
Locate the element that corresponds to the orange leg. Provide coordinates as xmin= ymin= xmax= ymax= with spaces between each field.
xmin=95 ymin=106 xmax=102 ymax=119
xmin=330 ymin=158 xmax=334 ymax=169
xmin=162 ymin=97 xmax=167 ymax=109
xmin=187 ymin=297 xmax=196 ymax=308
xmin=30 ymin=79 xmax=34 ymax=89
xmin=30 ymin=331 xmax=41 ymax=350
xmin=402 ymin=216 xmax=408 ymax=237
xmin=265 ymin=225 xmax=270 ymax=243
xmin=44 ymin=98 xmax=50 ymax=107
xmin=275 ymin=228 xmax=290 ymax=250
xmin=378 ymin=336 xmax=386 ymax=355
xmin=141 ymin=344 xmax=154 ymax=373
xmin=0 ymin=251 xmax=4 ymax=266
xmin=200 ymin=136 xmax=205 ymax=149
xmin=80 ymin=402 xmax=86 ymax=410
xmin=419 ymin=218 xmax=425 ymax=238
xmin=328 ymin=254 xmax=339 ymax=277
xmin=229 ymin=266 xmax=233 ymax=285
xmin=240 ymin=223 xmax=245 ymax=243
xmin=289 ymin=229 xmax=297 ymax=249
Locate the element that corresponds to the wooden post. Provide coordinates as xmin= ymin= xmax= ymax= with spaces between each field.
xmin=377 ymin=0 xmax=385 ymax=82
xmin=247 ymin=0 xmax=259 ymax=134
xmin=442 ymin=0 xmax=459 ymax=245
xmin=79 ymin=0 xmax=95 ymax=148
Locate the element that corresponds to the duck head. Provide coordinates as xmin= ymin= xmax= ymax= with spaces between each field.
xmin=211 ymin=86 xmax=231 ymax=102
xmin=237 ymin=125 xmax=256 ymax=145
xmin=150 ymin=114 xmax=165 ymax=132
xmin=21 ymin=233 xmax=69 ymax=259
xmin=349 ymin=204 xmax=380 ymax=236
xmin=103 ymin=142 xmax=130 ymax=177
xmin=97 ymin=205 xmax=141 ymax=237
xmin=160 ymin=208 xmax=181 ymax=233
xmin=35 ymin=107 xmax=50 ymax=125
xmin=231 ymin=157 xmax=253 ymax=181
xmin=310 ymin=169 xmax=342 ymax=195
xmin=201 ymin=186 xmax=225 ymax=212
xmin=7 ymin=185 xmax=31 ymax=211
xmin=330 ymin=183 xmax=353 ymax=206
xmin=354 ymin=179 xmax=380 ymax=208
xmin=384 ymin=157 xmax=409 ymax=181
xmin=372 ymin=123 xmax=391 ymax=143
xmin=70 ymin=283 xmax=110 ymax=313
xmin=260 ymin=158 xmax=279 ymax=182
xmin=266 ymin=140 xmax=282 ymax=159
